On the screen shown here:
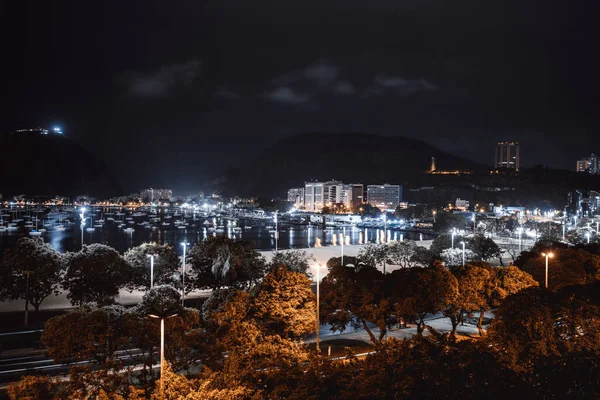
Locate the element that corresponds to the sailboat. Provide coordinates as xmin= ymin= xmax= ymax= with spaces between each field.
xmin=29 ymin=218 xmax=42 ymax=236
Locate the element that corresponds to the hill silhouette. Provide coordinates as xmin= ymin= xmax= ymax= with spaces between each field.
xmin=0 ymin=131 xmax=121 ymax=198
xmin=219 ymin=133 xmax=484 ymax=197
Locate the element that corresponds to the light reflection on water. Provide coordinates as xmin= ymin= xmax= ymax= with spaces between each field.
xmin=0 ymin=219 xmax=433 ymax=256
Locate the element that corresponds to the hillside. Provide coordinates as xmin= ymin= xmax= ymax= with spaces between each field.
xmin=0 ymin=132 xmax=122 ymax=198
xmin=218 ymin=132 xmax=485 ymax=197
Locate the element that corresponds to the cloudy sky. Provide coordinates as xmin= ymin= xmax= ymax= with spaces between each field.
xmin=2 ymin=0 xmax=599 ymax=194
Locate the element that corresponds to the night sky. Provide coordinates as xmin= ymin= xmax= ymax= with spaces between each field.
xmin=2 ymin=1 xmax=599 ymax=194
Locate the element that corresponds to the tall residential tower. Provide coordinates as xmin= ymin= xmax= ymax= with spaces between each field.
xmin=495 ymin=142 xmax=520 ymax=170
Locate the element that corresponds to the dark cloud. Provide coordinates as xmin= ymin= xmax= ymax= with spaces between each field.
xmin=369 ymin=73 xmax=438 ymax=95
xmin=265 ymin=87 xmax=311 ymax=104
xmin=124 ymin=60 xmax=202 ymax=98
xmin=333 ymin=81 xmax=355 ymax=95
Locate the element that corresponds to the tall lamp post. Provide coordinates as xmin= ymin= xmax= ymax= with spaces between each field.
xmin=341 ymin=227 xmax=345 ymax=266
xmin=149 ymin=313 xmax=178 ymax=400
xmin=147 ymin=254 xmax=156 ymax=289
xmin=79 ymin=207 xmax=87 ymax=250
xmin=314 ymin=264 xmax=326 ymax=353
xmin=180 ymin=242 xmax=188 ymax=307
xmin=472 ymin=212 xmax=476 ymax=232
xmin=541 ymin=252 xmax=554 ymax=289
xmin=586 ymin=232 xmax=591 ymax=244
xmin=517 ymin=227 xmax=523 ymax=253
xmin=460 ymin=241 xmax=466 ymax=266
xmin=451 ymin=228 xmax=456 ymax=249
xmin=274 ymin=210 xmax=279 ymax=252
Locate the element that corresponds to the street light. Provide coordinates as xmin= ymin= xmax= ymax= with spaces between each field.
xmin=586 ymin=232 xmax=591 ymax=244
xmin=433 ymin=210 xmax=436 ymax=223
xmin=451 ymin=228 xmax=456 ymax=249
xmin=274 ymin=210 xmax=279 ymax=252
xmin=541 ymin=252 xmax=554 ymax=289
xmin=149 ymin=313 xmax=178 ymax=400
xmin=517 ymin=227 xmax=523 ymax=253
xmin=147 ymin=254 xmax=156 ymax=289
xmin=460 ymin=241 xmax=466 ymax=266
xmin=341 ymin=226 xmax=345 ymax=266
xmin=180 ymin=242 xmax=189 ymax=307
xmin=314 ymin=264 xmax=326 ymax=353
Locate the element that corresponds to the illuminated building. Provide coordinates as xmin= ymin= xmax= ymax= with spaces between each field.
xmin=495 ymin=141 xmax=520 ymax=170
xmin=304 ymin=182 xmax=324 ymax=211
xmin=576 ymin=154 xmax=598 ymax=174
xmin=287 ymin=187 xmax=305 ymax=208
xmin=141 ymin=188 xmax=173 ymax=202
xmin=366 ymin=184 xmax=402 ymax=209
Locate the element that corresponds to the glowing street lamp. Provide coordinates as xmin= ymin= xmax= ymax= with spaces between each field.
xmin=274 ymin=210 xmax=279 ymax=252
xmin=147 ymin=254 xmax=156 ymax=289
xmin=586 ymin=232 xmax=591 ymax=244
xmin=314 ymin=264 xmax=326 ymax=353
xmin=149 ymin=313 xmax=178 ymax=400
xmin=517 ymin=227 xmax=523 ymax=253
xmin=451 ymin=228 xmax=457 ymax=249
xmin=460 ymin=241 xmax=466 ymax=266
xmin=180 ymin=242 xmax=189 ymax=306
xmin=541 ymin=252 xmax=554 ymax=289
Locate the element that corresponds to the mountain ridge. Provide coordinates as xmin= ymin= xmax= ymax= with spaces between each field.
xmin=216 ymin=132 xmax=485 ymax=197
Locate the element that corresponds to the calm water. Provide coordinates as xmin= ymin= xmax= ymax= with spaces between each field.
xmin=0 ymin=216 xmax=432 ymax=255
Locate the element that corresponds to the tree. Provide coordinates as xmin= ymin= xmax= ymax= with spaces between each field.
xmin=451 ymin=265 xmax=492 ymax=336
xmin=354 ymin=203 xmax=381 ymax=219
xmin=441 ymin=248 xmax=475 ymax=267
xmin=0 ymin=237 xmax=63 ymax=315
xmin=386 ymin=241 xmax=428 ymax=268
xmin=6 ymin=375 xmax=55 ymax=400
xmin=428 ymin=265 xmax=461 ymax=335
xmin=268 ymin=249 xmax=314 ymax=275
xmin=253 ymin=266 xmax=316 ymax=339
xmin=468 ymin=234 xmax=502 ymax=262
xmin=521 ymin=248 xmax=600 ymax=291
xmin=320 ymin=264 xmax=391 ymax=344
xmin=124 ymin=243 xmax=180 ymax=291
xmin=433 ymin=212 xmax=467 ymax=234
xmin=429 ymin=232 xmax=464 ymax=258
xmin=188 ymin=236 xmax=266 ymax=290
xmin=357 ymin=242 xmax=388 ymax=271
xmin=41 ymin=304 xmax=130 ymax=364
xmin=63 ymin=244 xmax=131 ymax=306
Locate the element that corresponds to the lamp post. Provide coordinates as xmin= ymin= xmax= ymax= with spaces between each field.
xmin=460 ymin=241 xmax=466 ymax=266
xmin=148 ymin=254 xmax=155 ymax=289
xmin=433 ymin=210 xmax=436 ymax=223
xmin=149 ymin=313 xmax=178 ymax=400
xmin=314 ymin=264 xmax=325 ymax=353
xmin=79 ymin=207 xmax=87 ymax=250
xmin=541 ymin=252 xmax=554 ymax=289
xmin=341 ymin=227 xmax=345 ymax=266
xmin=472 ymin=212 xmax=476 ymax=232
xmin=180 ymin=242 xmax=188 ymax=307
xmin=274 ymin=210 xmax=279 ymax=252
xmin=517 ymin=227 xmax=523 ymax=253
xmin=382 ymin=213 xmax=387 ymax=243
xmin=586 ymin=232 xmax=590 ymax=244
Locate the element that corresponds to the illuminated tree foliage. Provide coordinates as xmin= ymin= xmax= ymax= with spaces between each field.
xmin=320 ymin=263 xmax=392 ymax=344
xmin=268 ymin=249 xmax=314 ymax=275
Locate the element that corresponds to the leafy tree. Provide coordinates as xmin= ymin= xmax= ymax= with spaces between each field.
xmin=63 ymin=244 xmax=131 ymax=306
xmin=468 ymin=234 xmax=502 ymax=262
xmin=354 ymin=203 xmax=381 ymax=219
xmin=429 ymin=232 xmax=465 ymax=258
xmin=41 ymin=304 xmax=130 ymax=364
xmin=394 ymin=204 xmax=427 ymax=220
xmin=428 ymin=265 xmax=461 ymax=335
xmin=386 ymin=240 xmax=428 ymax=268
xmin=188 ymin=236 xmax=266 ymax=290
xmin=450 ymin=265 xmax=492 ymax=336
xmin=441 ymin=248 xmax=475 ymax=267
xmin=389 ymin=267 xmax=430 ymax=335
xmin=320 ymin=264 xmax=391 ymax=344
xmin=253 ymin=266 xmax=316 ymax=339
xmin=6 ymin=375 xmax=56 ymax=400
xmin=0 ymin=237 xmax=64 ymax=314
xmin=268 ymin=249 xmax=314 ymax=275
xmin=521 ymin=248 xmax=600 ymax=291
xmin=433 ymin=211 xmax=467 ymax=234
xmin=124 ymin=243 xmax=180 ymax=291
xmin=357 ymin=242 xmax=388 ymax=272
